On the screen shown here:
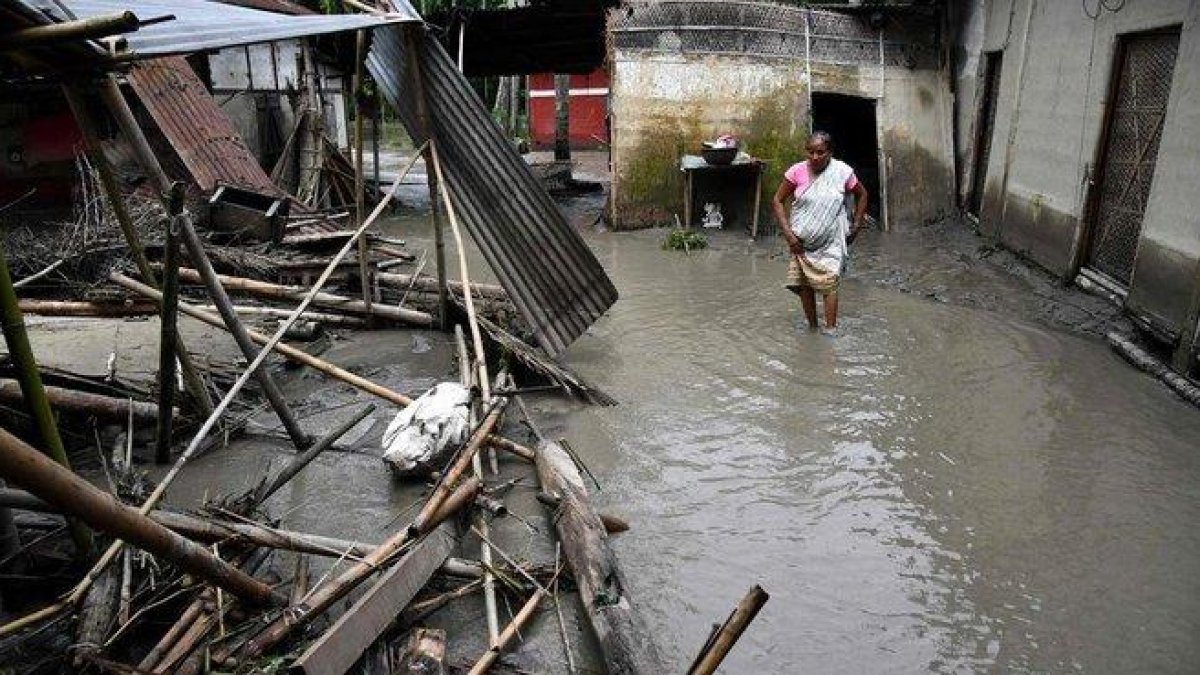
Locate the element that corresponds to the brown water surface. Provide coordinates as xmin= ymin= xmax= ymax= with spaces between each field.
xmin=534 ymin=226 xmax=1200 ymax=674
xmin=166 ymin=212 xmax=1200 ymax=674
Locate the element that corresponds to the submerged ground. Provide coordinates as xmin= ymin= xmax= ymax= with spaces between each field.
xmin=155 ymin=153 xmax=1200 ymax=673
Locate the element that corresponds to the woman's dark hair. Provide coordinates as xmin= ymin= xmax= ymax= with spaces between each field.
xmin=809 ymin=130 xmax=834 ymax=151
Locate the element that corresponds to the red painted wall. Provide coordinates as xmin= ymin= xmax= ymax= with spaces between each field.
xmin=528 ymin=69 xmax=609 ymax=150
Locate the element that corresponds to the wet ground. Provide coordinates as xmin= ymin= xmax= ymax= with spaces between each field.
xmin=164 ymin=154 xmax=1200 ymax=674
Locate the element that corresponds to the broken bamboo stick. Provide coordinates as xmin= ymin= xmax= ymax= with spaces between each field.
xmin=687 ymin=585 xmax=770 ymax=675
xmin=171 ymin=267 xmax=432 ymax=326
xmin=252 ymin=403 xmax=376 ymax=505
xmin=155 ymin=198 xmax=182 ymax=464
xmin=195 ymin=304 xmax=367 ymax=327
xmin=0 ymin=427 xmax=280 ymax=606
xmin=467 ymin=588 xmax=548 ymax=675
xmin=149 ymin=510 xmax=376 ymax=559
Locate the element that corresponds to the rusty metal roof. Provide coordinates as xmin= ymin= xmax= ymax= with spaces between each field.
xmin=125 ymin=56 xmax=284 ymax=196
xmin=13 ymin=0 xmax=417 ymax=60
xmin=367 ymin=26 xmax=617 ymax=356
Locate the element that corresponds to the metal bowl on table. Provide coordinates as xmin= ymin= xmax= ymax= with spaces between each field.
xmin=701 ymin=143 xmax=738 ymax=166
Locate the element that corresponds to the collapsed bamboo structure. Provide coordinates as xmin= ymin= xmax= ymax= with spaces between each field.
xmin=0 ymin=5 xmax=770 ymax=673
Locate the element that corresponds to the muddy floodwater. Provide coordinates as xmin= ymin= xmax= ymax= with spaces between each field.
xmin=168 ymin=203 xmax=1200 ymax=674
xmin=533 ymin=224 xmax=1200 ymax=674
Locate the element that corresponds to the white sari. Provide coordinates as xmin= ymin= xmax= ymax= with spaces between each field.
xmin=789 ymin=159 xmax=853 ymax=275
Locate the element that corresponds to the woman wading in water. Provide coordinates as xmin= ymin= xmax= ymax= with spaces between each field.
xmin=771 ymin=131 xmax=869 ymax=333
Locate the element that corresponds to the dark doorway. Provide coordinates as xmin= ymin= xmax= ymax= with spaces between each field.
xmin=811 ymin=92 xmax=881 ymax=218
xmin=1084 ymin=27 xmax=1181 ymax=287
xmin=968 ymin=51 xmax=1003 ymax=217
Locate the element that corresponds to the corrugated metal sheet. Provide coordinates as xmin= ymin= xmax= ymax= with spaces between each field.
xmin=125 ymin=56 xmax=283 ymax=196
xmin=367 ymin=27 xmax=617 ymax=356
xmin=27 ymin=0 xmax=418 ymax=57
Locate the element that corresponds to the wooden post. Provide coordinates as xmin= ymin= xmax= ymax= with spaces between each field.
xmin=0 ymin=241 xmax=92 ymax=556
xmin=554 ymin=73 xmax=571 ymax=162
xmin=155 ymin=186 xmax=183 ymax=464
xmin=536 ymin=439 xmax=666 ymax=673
xmin=0 ymin=427 xmax=279 ymax=606
xmin=96 ymin=76 xmax=310 ymax=452
xmin=60 ymin=82 xmax=213 ymax=417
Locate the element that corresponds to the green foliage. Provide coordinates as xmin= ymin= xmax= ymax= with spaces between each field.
xmin=662 ymin=228 xmax=708 ymax=252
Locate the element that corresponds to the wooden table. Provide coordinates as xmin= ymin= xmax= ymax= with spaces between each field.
xmin=680 ymin=155 xmax=767 ymax=237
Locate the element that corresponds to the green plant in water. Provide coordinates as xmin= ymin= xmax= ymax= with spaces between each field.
xmin=662 ymin=228 xmax=708 ymax=252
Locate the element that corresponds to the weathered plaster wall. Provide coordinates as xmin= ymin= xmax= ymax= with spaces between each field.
xmin=962 ymin=0 xmax=1198 ymax=354
xmin=609 ymin=53 xmax=807 ymax=227
xmin=608 ymin=2 xmax=955 ymax=232
xmin=811 ymin=63 xmax=956 ymax=228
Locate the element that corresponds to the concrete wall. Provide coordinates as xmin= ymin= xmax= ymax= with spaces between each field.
xmin=608 ymin=1 xmax=956 ymax=231
xmin=957 ymin=0 xmax=1199 ymax=369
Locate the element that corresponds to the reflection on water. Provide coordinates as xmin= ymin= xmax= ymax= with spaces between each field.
xmin=540 ymin=228 xmax=1200 ymax=674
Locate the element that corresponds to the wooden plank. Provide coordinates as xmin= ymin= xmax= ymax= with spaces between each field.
xmin=289 ymin=522 xmax=457 ymax=675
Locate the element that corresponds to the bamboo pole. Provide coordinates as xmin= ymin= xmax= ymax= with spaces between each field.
xmin=16 ymin=299 xmax=157 ymax=317
xmin=149 ymin=510 xmax=376 ymax=560
xmin=96 ymin=76 xmax=310 ymax=452
xmin=0 ymin=427 xmax=279 ymax=605
xmin=253 ymin=403 xmax=377 ymax=505
xmin=155 ymin=189 xmax=182 ymax=464
xmin=687 ymin=585 xmax=770 ymax=675
xmin=430 ymin=139 xmax=496 ymax=473
xmin=60 ymin=82 xmax=213 ymax=417
xmin=467 ymin=589 xmax=548 ymax=675
xmin=353 ymin=29 xmax=372 ymax=317
xmin=0 ymin=379 xmax=164 ymax=422
xmin=0 ymin=12 xmax=138 ymax=48
xmin=0 ymin=241 xmax=92 ymax=556
xmin=170 ymin=267 xmax=431 ymax=325
xmin=457 ymin=327 xmax=499 ymax=648
xmin=195 ymin=305 xmax=367 ymax=327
